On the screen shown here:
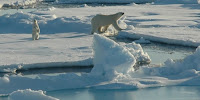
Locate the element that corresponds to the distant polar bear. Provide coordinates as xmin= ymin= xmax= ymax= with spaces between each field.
xmin=91 ymin=12 xmax=125 ymax=34
xmin=32 ymin=19 xmax=40 ymax=40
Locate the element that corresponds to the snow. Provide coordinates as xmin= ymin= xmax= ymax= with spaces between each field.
xmin=1 ymin=1 xmax=200 ymax=97
xmin=121 ymin=42 xmax=151 ymax=63
xmin=0 ymin=33 xmax=200 ymax=95
xmin=9 ymin=89 xmax=59 ymax=100
xmin=91 ymin=34 xmax=136 ymax=79
xmin=29 ymin=4 xmax=200 ymax=47
xmin=0 ymin=33 xmax=93 ymax=72
xmin=0 ymin=75 xmax=9 ymax=85
xmin=0 ymin=0 xmax=38 ymax=8
xmin=0 ymin=34 xmax=140 ymax=94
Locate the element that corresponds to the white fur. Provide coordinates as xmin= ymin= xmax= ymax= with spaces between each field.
xmin=32 ymin=19 xmax=40 ymax=40
xmin=91 ymin=12 xmax=124 ymax=34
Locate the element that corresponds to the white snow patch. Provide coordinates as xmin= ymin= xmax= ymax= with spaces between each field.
xmin=0 ymin=75 xmax=10 ymax=85
xmin=9 ymin=89 xmax=59 ymax=100
xmin=0 ymin=0 xmax=38 ymax=8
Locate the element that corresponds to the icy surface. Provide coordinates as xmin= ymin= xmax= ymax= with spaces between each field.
xmin=0 ymin=10 xmax=150 ymax=72
xmin=0 ymin=0 xmax=38 ymax=8
xmin=0 ymin=32 xmax=93 ymax=72
xmin=0 ymin=2 xmax=200 ymax=96
xmin=0 ymin=33 xmax=138 ymax=94
xmin=0 ymin=34 xmax=200 ymax=95
xmin=9 ymin=89 xmax=59 ymax=100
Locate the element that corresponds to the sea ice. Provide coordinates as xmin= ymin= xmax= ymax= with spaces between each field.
xmin=9 ymin=89 xmax=59 ymax=100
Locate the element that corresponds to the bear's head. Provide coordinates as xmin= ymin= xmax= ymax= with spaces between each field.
xmin=33 ymin=19 xmax=37 ymax=24
xmin=115 ymin=12 xmax=124 ymax=20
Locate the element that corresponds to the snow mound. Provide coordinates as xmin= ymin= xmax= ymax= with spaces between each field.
xmin=121 ymin=42 xmax=151 ymax=64
xmin=9 ymin=89 xmax=59 ymax=100
xmin=91 ymin=34 xmax=136 ymax=79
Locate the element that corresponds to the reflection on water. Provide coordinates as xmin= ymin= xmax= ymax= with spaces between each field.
xmin=115 ymin=37 xmax=195 ymax=65
xmin=141 ymin=42 xmax=195 ymax=65
xmin=46 ymin=86 xmax=200 ymax=100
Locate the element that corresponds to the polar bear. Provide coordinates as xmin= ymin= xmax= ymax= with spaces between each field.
xmin=32 ymin=19 xmax=40 ymax=40
xmin=91 ymin=12 xmax=125 ymax=34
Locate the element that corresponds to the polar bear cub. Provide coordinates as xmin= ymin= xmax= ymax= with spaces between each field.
xmin=91 ymin=12 xmax=125 ymax=34
xmin=32 ymin=19 xmax=40 ymax=40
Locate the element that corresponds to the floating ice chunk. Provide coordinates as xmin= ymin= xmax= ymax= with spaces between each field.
xmin=91 ymin=34 xmax=136 ymax=79
xmin=80 ymin=4 xmax=89 ymax=7
xmin=48 ymin=7 xmax=56 ymax=11
xmin=134 ymin=37 xmax=151 ymax=44
xmin=126 ymin=3 xmax=138 ymax=6
xmin=9 ymin=89 xmax=59 ymax=100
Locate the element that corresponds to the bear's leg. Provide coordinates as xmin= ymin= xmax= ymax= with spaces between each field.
xmin=98 ymin=26 xmax=104 ymax=33
xmin=91 ymin=23 xmax=99 ymax=34
xmin=91 ymin=26 xmax=96 ymax=34
xmin=32 ymin=33 xmax=35 ymax=40
xmin=36 ymin=34 xmax=39 ymax=40
xmin=102 ymin=25 xmax=109 ymax=33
